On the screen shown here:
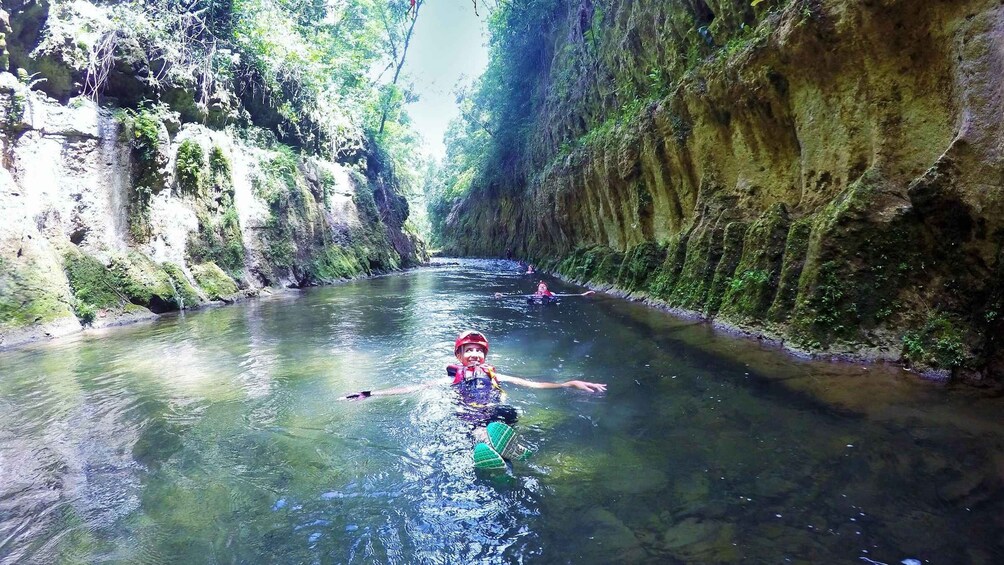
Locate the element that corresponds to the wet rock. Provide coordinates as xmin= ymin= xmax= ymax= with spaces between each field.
xmin=579 ymin=507 xmax=648 ymax=562
xmin=661 ymin=517 xmax=739 ymax=562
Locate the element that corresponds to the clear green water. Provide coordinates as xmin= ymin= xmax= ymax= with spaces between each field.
xmin=1 ymin=259 xmax=1002 ymax=564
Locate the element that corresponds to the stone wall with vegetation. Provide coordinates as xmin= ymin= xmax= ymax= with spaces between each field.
xmin=431 ymin=0 xmax=1004 ymax=384
xmin=0 ymin=0 xmax=428 ymax=349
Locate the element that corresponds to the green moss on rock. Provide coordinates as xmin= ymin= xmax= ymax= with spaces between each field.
xmin=63 ymin=252 xmax=126 ymax=310
xmin=309 ymin=245 xmax=365 ymax=282
xmin=706 ymin=221 xmax=748 ymax=315
xmin=190 ymin=263 xmax=238 ymax=300
xmin=120 ymin=109 xmax=169 ymax=242
xmin=616 ymin=241 xmax=666 ymax=292
xmin=558 ymin=244 xmax=625 ymax=285
xmin=648 ymin=234 xmax=689 ymax=300
xmin=902 ymin=313 xmax=967 ymax=370
xmin=0 ymin=256 xmax=74 ymax=329
xmin=670 ymin=221 xmax=724 ymax=310
xmin=187 ymin=206 xmax=245 ymax=278
xmin=162 ymin=263 xmax=203 ymax=308
xmin=109 ymin=252 xmax=193 ymax=313
xmin=767 ymin=217 xmax=812 ymax=323
xmin=63 ymin=251 xmax=130 ymax=324
xmin=792 ymin=170 xmax=926 ymax=347
xmin=720 ymin=204 xmax=791 ymax=323
xmin=176 ymin=139 xmax=207 ymax=197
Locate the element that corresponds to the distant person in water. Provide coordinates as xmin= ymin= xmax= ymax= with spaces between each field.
xmin=535 ymin=281 xmax=553 ymax=298
xmin=526 ymin=264 xmax=535 ymax=274
xmin=528 ymin=280 xmax=554 ymax=304
xmin=342 ymin=330 xmax=606 ymax=470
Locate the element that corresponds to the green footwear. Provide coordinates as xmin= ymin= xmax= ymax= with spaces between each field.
xmin=486 ymin=422 xmax=533 ymax=461
xmin=473 ymin=442 xmax=506 ymax=470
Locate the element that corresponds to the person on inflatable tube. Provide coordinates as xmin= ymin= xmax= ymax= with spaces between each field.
xmin=342 ymin=330 xmax=606 ymax=470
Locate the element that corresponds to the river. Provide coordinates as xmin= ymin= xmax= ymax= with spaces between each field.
xmin=1 ymin=258 xmax=1001 ymax=564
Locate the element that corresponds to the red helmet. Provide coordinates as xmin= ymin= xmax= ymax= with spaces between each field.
xmin=454 ymin=330 xmax=489 ymax=356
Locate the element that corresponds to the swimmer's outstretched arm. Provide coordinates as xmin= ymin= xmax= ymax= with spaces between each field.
xmin=495 ymin=374 xmax=607 ymax=393
xmin=342 ymin=378 xmax=452 ymax=400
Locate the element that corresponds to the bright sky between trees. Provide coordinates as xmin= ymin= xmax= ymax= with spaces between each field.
xmin=404 ymin=0 xmax=490 ymax=161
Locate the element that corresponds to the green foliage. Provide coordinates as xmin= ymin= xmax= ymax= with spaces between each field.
xmin=176 ymin=139 xmax=207 ymax=197
xmin=4 ymin=87 xmax=27 ymax=132
xmin=428 ymin=0 xmax=562 ymax=245
xmin=187 ymin=144 xmax=245 ymax=277
xmin=187 ymin=206 xmax=246 ymax=276
xmin=800 ymin=260 xmax=855 ymax=338
xmin=74 ymin=302 xmax=97 ymax=325
xmin=902 ymin=314 xmax=967 ymax=370
xmin=209 ymin=145 xmax=231 ymax=179
xmin=727 ymin=269 xmax=770 ymax=294
xmin=118 ymin=107 xmax=169 ymax=242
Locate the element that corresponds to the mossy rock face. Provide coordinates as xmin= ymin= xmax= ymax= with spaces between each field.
xmin=670 ymin=219 xmax=725 ymax=311
xmin=902 ymin=312 xmax=968 ymax=371
xmin=108 ymin=252 xmax=195 ymax=313
xmin=616 ymin=241 xmax=666 ymax=292
xmin=767 ymin=217 xmax=812 ymax=323
xmin=706 ymin=221 xmax=748 ymax=315
xmin=162 ymin=263 xmax=203 ymax=308
xmin=62 ymin=251 xmax=129 ymax=324
xmin=557 ymin=244 xmax=625 ymax=285
xmin=186 ymin=144 xmax=245 ymax=281
xmin=648 ymin=233 xmax=689 ymax=300
xmin=792 ymin=170 xmax=928 ymax=348
xmin=63 ymin=252 xmax=126 ymax=310
xmin=308 ymin=245 xmax=365 ymax=283
xmin=0 ymin=255 xmax=75 ymax=330
xmin=175 ymin=139 xmax=207 ymax=197
xmin=720 ymin=204 xmax=791 ymax=323
xmin=121 ymin=109 xmax=171 ymax=242
xmin=190 ymin=263 xmax=238 ymax=301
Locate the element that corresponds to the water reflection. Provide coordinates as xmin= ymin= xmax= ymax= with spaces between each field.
xmin=0 ymin=258 xmax=1002 ymax=564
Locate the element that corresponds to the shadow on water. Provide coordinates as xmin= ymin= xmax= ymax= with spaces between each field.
xmin=0 ymin=258 xmax=1002 ymax=564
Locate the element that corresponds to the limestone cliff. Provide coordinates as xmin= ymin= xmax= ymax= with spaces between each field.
xmin=0 ymin=1 xmax=426 ymax=349
xmin=437 ymin=0 xmax=1004 ymax=383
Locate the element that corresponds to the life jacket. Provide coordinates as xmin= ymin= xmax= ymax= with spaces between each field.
xmin=447 ymin=364 xmax=504 ymax=407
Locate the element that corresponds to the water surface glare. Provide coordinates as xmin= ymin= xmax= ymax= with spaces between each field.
xmin=1 ymin=258 xmax=1002 ymax=564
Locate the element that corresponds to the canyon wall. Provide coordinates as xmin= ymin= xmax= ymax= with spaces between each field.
xmin=439 ymin=0 xmax=1004 ymax=383
xmin=0 ymin=0 xmax=425 ymax=349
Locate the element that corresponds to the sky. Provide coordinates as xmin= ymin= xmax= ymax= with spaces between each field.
xmin=402 ymin=0 xmax=491 ymax=161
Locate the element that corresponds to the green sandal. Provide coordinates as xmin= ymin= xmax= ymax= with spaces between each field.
xmin=473 ymin=442 xmax=506 ymax=470
xmin=486 ymin=422 xmax=533 ymax=461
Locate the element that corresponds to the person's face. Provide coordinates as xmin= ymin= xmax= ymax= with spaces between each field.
xmin=537 ymin=282 xmax=547 ymax=292
xmin=457 ymin=343 xmax=486 ymax=366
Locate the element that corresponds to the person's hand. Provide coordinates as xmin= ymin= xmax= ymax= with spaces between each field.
xmin=564 ymin=380 xmax=606 ymax=392
xmin=342 ymin=391 xmax=372 ymax=400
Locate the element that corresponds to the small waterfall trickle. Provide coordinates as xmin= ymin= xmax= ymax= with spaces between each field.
xmin=166 ymin=275 xmax=183 ymax=311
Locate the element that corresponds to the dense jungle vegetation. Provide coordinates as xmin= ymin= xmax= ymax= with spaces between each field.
xmin=20 ymin=0 xmax=430 ymax=205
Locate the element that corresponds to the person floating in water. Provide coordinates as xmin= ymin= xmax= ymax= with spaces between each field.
xmin=529 ymin=280 xmax=556 ymax=304
xmin=342 ymin=330 xmax=606 ymax=470
xmin=525 ymin=264 xmax=535 ymax=274
xmin=536 ymin=281 xmax=553 ymax=297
